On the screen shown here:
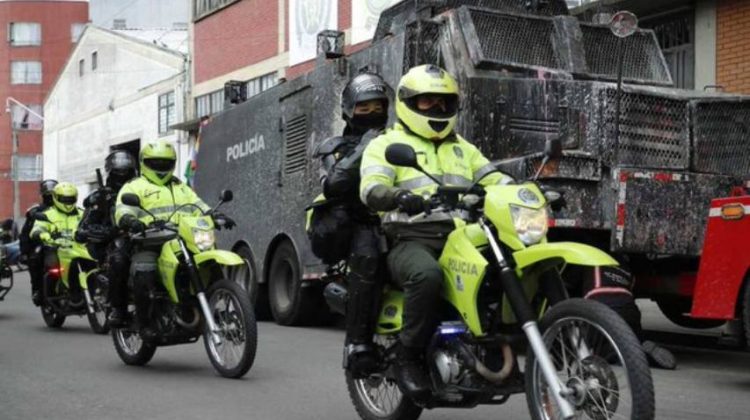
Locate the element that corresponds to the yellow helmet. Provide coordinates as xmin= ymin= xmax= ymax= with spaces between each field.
xmin=140 ymin=140 xmax=177 ymax=186
xmin=52 ymin=182 xmax=78 ymax=214
xmin=395 ymin=65 xmax=459 ymax=140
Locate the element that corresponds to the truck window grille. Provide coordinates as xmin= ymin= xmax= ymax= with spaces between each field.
xmin=283 ymin=115 xmax=308 ymax=175
xmin=602 ymin=90 xmax=688 ymax=169
xmin=693 ymin=101 xmax=750 ymax=177
xmin=581 ymin=25 xmax=672 ymax=85
xmin=470 ymin=9 xmax=557 ymax=69
xmin=403 ymin=20 xmax=442 ymax=72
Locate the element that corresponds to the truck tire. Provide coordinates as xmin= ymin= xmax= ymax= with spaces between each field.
xmin=741 ymin=274 xmax=750 ymax=349
xmin=656 ymin=298 xmax=725 ymax=329
xmin=233 ymin=245 xmax=271 ymax=320
xmin=268 ymin=241 xmax=318 ymax=326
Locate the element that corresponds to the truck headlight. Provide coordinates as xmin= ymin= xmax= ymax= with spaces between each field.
xmin=510 ymin=205 xmax=548 ymax=245
xmin=193 ymin=229 xmax=215 ymax=251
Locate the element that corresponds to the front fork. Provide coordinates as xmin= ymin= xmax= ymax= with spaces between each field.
xmin=178 ymin=240 xmax=222 ymax=345
xmin=479 ymin=220 xmax=576 ymax=419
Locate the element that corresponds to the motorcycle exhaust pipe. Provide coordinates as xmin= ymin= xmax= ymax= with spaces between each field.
xmin=323 ymin=282 xmax=348 ymax=315
xmin=453 ymin=339 xmax=514 ymax=384
xmin=175 ymin=306 xmax=201 ymax=330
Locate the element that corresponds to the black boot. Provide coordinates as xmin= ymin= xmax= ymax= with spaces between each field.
xmin=108 ymin=307 xmax=129 ymax=327
xmin=643 ymin=341 xmax=676 ymax=370
xmin=31 ymin=290 xmax=42 ymax=306
xmin=344 ymin=253 xmax=382 ymax=378
xmin=394 ymin=344 xmax=431 ymax=402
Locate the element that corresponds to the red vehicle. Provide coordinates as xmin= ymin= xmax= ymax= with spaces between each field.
xmin=637 ymin=191 xmax=750 ymax=340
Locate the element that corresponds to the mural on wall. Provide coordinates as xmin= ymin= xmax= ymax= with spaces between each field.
xmin=289 ymin=0 xmax=338 ymax=65
xmin=351 ymin=0 xmax=399 ymax=44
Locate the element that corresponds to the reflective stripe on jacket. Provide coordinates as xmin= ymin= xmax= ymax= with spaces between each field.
xmin=360 ymin=123 xmax=511 ymax=226
xmin=30 ymin=207 xmax=82 ymax=244
xmin=115 ymin=176 xmax=209 ymax=225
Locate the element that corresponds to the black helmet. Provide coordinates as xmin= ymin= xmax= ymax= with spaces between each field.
xmin=39 ymin=179 xmax=58 ymax=198
xmin=105 ymin=150 xmax=137 ymax=179
xmin=341 ymin=73 xmax=390 ymax=133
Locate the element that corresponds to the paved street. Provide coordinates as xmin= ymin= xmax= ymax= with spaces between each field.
xmin=2 ymin=271 xmax=750 ymax=420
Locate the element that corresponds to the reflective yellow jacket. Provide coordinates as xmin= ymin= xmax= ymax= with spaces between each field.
xmin=115 ymin=176 xmax=209 ymax=225
xmin=30 ymin=206 xmax=82 ymax=245
xmin=360 ymin=123 xmax=511 ymax=227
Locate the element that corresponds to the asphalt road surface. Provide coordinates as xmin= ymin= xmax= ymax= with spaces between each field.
xmin=2 ymin=271 xmax=750 ymax=420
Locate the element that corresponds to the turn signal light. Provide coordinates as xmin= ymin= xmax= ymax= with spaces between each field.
xmin=721 ymin=204 xmax=745 ymax=220
xmin=48 ymin=267 xmax=63 ymax=278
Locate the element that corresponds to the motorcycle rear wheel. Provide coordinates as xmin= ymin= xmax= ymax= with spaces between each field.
xmin=112 ymin=327 xmax=156 ymax=366
xmin=203 ymin=279 xmax=258 ymax=378
xmin=525 ymin=298 xmax=654 ymax=420
xmin=345 ymin=335 xmax=422 ymax=420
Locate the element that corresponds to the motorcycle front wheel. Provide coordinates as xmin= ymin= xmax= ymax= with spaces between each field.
xmin=112 ymin=326 xmax=156 ymax=366
xmin=345 ymin=335 xmax=422 ymax=420
xmin=203 ymin=279 xmax=257 ymax=378
xmin=40 ymin=274 xmax=65 ymax=328
xmin=525 ymin=298 xmax=654 ymax=420
xmin=86 ymin=276 xmax=109 ymax=334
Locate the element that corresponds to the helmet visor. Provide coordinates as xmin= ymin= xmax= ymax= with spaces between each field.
xmin=407 ymin=94 xmax=458 ymax=119
xmin=57 ymin=195 xmax=77 ymax=205
xmin=144 ymin=158 xmax=176 ymax=173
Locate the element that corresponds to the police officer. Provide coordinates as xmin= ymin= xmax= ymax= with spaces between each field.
xmin=75 ymin=150 xmax=138 ymax=326
xmin=30 ymin=183 xmax=82 ymax=281
xmin=114 ymin=140 xmax=235 ymax=334
xmin=360 ymin=65 xmax=512 ymax=399
xmin=313 ymin=72 xmax=390 ymax=377
xmin=20 ymin=179 xmax=57 ymax=305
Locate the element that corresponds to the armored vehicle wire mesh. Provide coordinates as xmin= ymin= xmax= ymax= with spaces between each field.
xmin=580 ymin=25 xmax=672 ymax=85
xmin=403 ymin=20 xmax=443 ymax=70
xmin=374 ymin=0 xmax=569 ymax=41
xmin=602 ymin=89 xmax=689 ymax=169
xmin=470 ymin=9 xmax=557 ymax=69
xmin=692 ymin=101 xmax=750 ymax=177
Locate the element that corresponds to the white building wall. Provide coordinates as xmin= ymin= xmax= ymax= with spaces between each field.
xmin=44 ymin=26 xmax=190 ymax=198
xmin=90 ymin=0 xmax=190 ymax=29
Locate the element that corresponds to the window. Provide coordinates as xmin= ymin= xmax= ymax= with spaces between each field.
xmin=71 ymin=23 xmax=85 ymax=43
xmin=12 ymin=155 xmax=43 ymax=181
xmin=245 ymin=72 xmax=278 ymax=99
xmin=10 ymin=61 xmax=42 ymax=84
xmin=193 ymin=0 xmax=240 ymax=21
xmin=79 ymin=59 xmax=85 ymax=76
xmin=9 ymin=22 xmax=41 ymax=46
xmin=159 ymin=91 xmax=176 ymax=134
xmin=195 ymin=89 xmax=226 ymax=117
xmin=92 ymin=51 xmax=98 ymax=71
xmin=10 ymin=104 xmax=43 ymax=131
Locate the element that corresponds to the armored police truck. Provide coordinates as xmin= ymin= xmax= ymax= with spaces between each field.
xmin=195 ymin=0 xmax=750 ymax=327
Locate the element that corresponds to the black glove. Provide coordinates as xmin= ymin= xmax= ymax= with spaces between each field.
xmin=121 ymin=216 xmax=146 ymax=234
xmin=213 ymin=212 xmax=236 ymax=230
xmin=395 ymin=191 xmax=426 ymax=216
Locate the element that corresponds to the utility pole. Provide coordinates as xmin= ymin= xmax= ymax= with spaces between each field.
xmin=6 ymin=97 xmax=45 ymax=222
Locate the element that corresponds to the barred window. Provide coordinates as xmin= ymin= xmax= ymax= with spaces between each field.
xmin=13 ymin=155 xmax=43 ymax=181
xmin=245 ymin=72 xmax=278 ymax=98
xmin=193 ymin=0 xmax=240 ymax=21
xmin=159 ymin=91 xmax=176 ymax=134
xmin=9 ymin=22 xmax=41 ymax=46
xmin=10 ymin=104 xmax=43 ymax=131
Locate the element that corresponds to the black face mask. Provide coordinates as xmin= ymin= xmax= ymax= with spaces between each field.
xmin=348 ymin=113 xmax=388 ymax=135
xmin=42 ymin=195 xmax=54 ymax=207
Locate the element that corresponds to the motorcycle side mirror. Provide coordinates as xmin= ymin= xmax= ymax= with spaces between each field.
xmin=121 ymin=193 xmax=142 ymax=208
xmin=385 ymin=143 xmax=419 ymax=168
xmin=545 ymin=137 xmax=563 ymax=159
xmin=219 ymin=189 xmax=233 ymax=203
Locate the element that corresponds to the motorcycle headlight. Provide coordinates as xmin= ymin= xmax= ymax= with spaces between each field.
xmin=192 ymin=229 xmax=215 ymax=251
xmin=510 ymin=205 xmax=548 ymax=245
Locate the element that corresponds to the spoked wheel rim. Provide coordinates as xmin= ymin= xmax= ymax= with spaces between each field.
xmin=352 ymin=336 xmax=405 ymax=417
xmin=115 ymin=328 xmax=145 ymax=356
xmin=92 ymin=287 xmax=108 ymax=326
xmin=533 ymin=317 xmax=632 ymax=420
xmin=206 ymin=289 xmax=247 ymax=371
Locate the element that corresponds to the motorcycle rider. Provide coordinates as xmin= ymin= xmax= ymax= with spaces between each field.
xmin=30 ymin=182 xmax=82 ymax=288
xmin=20 ymin=179 xmax=57 ymax=305
xmin=75 ymin=150 xmax=138 ymax=327
xmin=359 ymin=65 xmax=512 ymax=400
xmin=114 ymin=140 xmax=235 ymax=335
xmin=312 ymin=72 xmax=390 ymax=377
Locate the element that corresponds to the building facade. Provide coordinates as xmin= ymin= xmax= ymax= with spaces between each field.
xmin=0 ymin=0 xmax=88 ymax=219
xmin=90 ymin=0 xmax=190 ymax=30
xmin=190 ymin=0 xmax=400 ymax=120
xmin=43 ymin=26 xmax=191 ymax=198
